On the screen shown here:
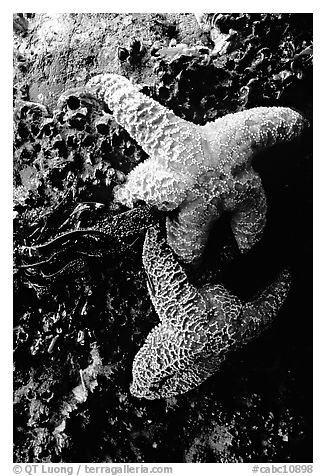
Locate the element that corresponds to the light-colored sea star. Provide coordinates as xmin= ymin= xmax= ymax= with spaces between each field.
xmin=87 ymin=73 xmax=307 ymax=265
xmin=130 ymin=225 xmax=290 ymax=400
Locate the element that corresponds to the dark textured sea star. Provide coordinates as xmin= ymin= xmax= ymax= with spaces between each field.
xmin=130 ymin=225 xmax=291 ymax=400
xmin=88 ymin=73 xmax=307 ymax=265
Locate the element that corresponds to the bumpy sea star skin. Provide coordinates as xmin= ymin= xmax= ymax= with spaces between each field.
xmin=88 ymin=73 xmax=307 ymax=264
xmin=130 ymin=225 xmax=291 ymax=400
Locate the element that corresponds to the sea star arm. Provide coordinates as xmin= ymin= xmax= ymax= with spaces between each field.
xmin=166 ymin=195 xmax=222 ymax=264
xmin=242 ymin=106 xmax=307 ymax=153
xmin=238 ymin=269 xmax=291 ymax=345
xmin=199 ymin=269 xmax=291 ymax=353
xmin=228 ymin=176 xmax=267 ymax=252
xmin=130 ymin=323 xmax=213 ymax=399
xmin=87 ymin=74 xmax=203 ymax=168
xmin=202 ymin=106 xmax=307 ymax=167
xmin=114 ymin=159 xmax=188 ymax=210
xmin=143 ymin=225 xmax=207 ymax=324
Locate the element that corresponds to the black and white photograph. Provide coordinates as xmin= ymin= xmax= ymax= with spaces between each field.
xmin=12 ymin=11 xmax=313 ymax=467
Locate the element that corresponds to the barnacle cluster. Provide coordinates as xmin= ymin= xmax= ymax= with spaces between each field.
xmin=13 ymin=85 xmax=156 ymax=462
xmin=13 ymin=89 xmax=146 ymax=217
xmin=150 ymin=13 xmax=312 ymax=124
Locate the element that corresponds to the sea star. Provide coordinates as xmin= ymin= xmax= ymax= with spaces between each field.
xmin=130 ymin=225 xmax=291 ymax=400
xmin=88 ymin=73 xmax=307 ymax=265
